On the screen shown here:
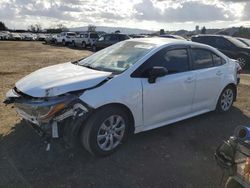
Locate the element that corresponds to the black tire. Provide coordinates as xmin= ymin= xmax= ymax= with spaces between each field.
xmin=237 ymin=55 xmax=248 ymax=69
xmin=82 ymin=42 xmax=86 ymax=49
xmin=55 ymin=39 xmax=58 ymax=45
xmin=225 ymin=178 xmax=243 ymax=188
xmin=92 ymin=45 xmax=97 ymax=52
xmin=216 ymin=86 xmax=235 ymax=113
xmin=72 ymin=41 xmax=75 ymax=47
xmin=81 ymin=106 xmax=130 ymax=157
xmin=62 ymin=40 xmax=66 ymax=46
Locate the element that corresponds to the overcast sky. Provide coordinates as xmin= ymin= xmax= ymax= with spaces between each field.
xmin=0 ymin=0 xmax=250 ymax=31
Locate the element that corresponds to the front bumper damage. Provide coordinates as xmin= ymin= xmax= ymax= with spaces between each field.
xmin=4 ymin=87 xmax=93 ymax=150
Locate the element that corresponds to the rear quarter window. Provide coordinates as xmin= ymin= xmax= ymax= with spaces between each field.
xmin=212 ymin=53 xmax=226 ymax=66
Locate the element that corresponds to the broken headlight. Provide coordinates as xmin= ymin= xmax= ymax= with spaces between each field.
xmin=14 ymin=95 xmax=75 ymax=122
xmin=15 ymin=102 xmax=65 ymax=121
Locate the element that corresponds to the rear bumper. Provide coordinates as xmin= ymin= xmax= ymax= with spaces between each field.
xmin=237 ymin=77 xmax=240 ymax=85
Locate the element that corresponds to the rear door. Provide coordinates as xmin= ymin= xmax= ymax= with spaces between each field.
xmin=190 ymin=48 xmax=226 ymax=112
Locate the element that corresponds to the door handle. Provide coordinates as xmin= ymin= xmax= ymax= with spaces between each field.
xmin=185 ymin=77 xmax=194 ymax=83
xmin=216 ymin=71 xmax=223 ymax=76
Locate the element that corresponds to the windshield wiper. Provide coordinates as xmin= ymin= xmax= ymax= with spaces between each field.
xmin=83 ymin=65 xmax=100 ymax=70
xmin=71 ymin=57 xmax=85 ymax=65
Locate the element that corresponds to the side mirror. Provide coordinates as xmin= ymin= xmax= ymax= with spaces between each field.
xmin=145 ymin=66 xmax=168 ymax=84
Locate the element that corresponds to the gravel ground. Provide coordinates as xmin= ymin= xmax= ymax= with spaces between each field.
xmin=0 ymin=41 xmax=250 ymax=188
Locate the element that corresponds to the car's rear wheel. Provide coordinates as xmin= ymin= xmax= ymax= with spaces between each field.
xmin=92 ymin=45 xmax=97 ymax=52
xmin=82 ymin=42 xmax=86 ymax=48
xmin=216 ymin=86 xmax=235 ymax=112
xmin=81 ymin=106 xmax=130 ymax=157
xmin=62 ymin=40 xmax=66 ymax=46
xmin=237 ymin=55 xmax=247 ymax=69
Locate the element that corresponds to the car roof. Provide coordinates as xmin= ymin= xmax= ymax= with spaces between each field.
xmin=192 ymin=34 xmax=233 ymax=39
xmin=105 ymin=33 xmax=128 ymax=36
xmin=127 ymin=37 xmax=207 ymax=47
xmin=126 ymin=37 xmax=228 ymax=58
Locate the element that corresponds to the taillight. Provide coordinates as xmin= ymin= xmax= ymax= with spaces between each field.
xmin=237 ymin=65 xmax=242 ymax=74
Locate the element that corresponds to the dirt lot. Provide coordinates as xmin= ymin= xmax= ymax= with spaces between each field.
xmin=0 ymin=41 xmax=250 ymax=188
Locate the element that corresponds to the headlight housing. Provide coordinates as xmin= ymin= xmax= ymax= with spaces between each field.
xmin=14 ymin=95 xmax=74 ymax=122
xmin=15 ymin=102 xmax=66 ymax=121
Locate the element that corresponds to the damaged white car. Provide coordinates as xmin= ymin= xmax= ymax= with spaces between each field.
xmin=4 ymin=38 xmax=239 ymax=157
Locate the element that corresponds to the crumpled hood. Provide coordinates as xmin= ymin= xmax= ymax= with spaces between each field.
xmin=15 ymin=62 xmax=112 ymax=97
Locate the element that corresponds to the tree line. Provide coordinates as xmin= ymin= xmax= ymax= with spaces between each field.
xmin=0 ymin=21 xmax=98 ymax=33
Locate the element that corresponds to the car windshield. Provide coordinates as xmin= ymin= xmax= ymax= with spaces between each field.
xmin=227 ymin=37 xmax=248 ymax=48
xmin=67 ymin=33 xmax=75 ymax=36
xmin=79 ymin=41 xmax=155 ymax=73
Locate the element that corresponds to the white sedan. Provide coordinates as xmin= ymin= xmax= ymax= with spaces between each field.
xmin=5 ymin=38 xmax=240 ymax=157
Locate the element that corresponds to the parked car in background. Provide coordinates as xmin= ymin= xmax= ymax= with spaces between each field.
xmin=37 ymin=34 xmax=46 ymax=41
xmin=0 ymin=32 xmax=10 ymax=40
xmin=191 ymin=35 xmax=250 ymax=68
xmin=21 ymin=33 xmax=35 ymax=41
xmin=44 ymin=34 xmax=58 ymax=44
xmin=71 ymin=32 xmax=99 ymax=48
xmin=159 ymin=34 xmax=186 ymax=40
xmin=55 ymin=32 xmax=76 ymax=46
xmin=5 ymin=38 xmax=239 ymax=157
xmin=237 ymin=37 xmax=250 ymax=47
xmin=9 ymin=33 xmax=22 ymax=40
xmin=92 ymin=33 xmax=130 ymax=51
xmin=129 ymin=34 xmax=148 ymax=38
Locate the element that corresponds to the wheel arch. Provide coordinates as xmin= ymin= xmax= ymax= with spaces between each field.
xmin=218 ymin=83 xmax=237 ymax=102
xmin=226 ymin=83 xmax=237 ymax=101
xmin=93 ymin=103 xmax=135 ymax=134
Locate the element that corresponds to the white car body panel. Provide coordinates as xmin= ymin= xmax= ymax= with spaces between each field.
xmin=141 ymin=71 xmax=196 ymax=128
xmin=15 ymin=62 xmax=112 ymax=97
xmin=80 ymin=75 xmax=144 ymax=130
xmin=9 ymin=38 xmax=239 ymax=134
xmin=72 ymin=33 xmax=98 ymax=46
xmin=56 ymin=32 xmax=76 ymax=43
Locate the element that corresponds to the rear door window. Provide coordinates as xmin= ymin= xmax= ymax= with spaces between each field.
xmin=110 ymin=35 xmax=119 ymax=41
xmin=215 ymin=37 xmax=233 ymax=49
xmin=191 ymin=49 xmax=214 ymax=70
xmin=104 ymin=35 xmax=111 ymax=41
xmin=119 ymin=35 xmax=129 ymax=41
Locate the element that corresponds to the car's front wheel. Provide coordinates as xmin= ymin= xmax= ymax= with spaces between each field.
xmin=216 ymin=86 xmax=235 ymax=112
xmin=81 ymin=106 xmax=130 ymax=157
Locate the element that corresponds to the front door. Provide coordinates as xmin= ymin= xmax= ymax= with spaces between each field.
xmin=140 ymin=47 xmax=196 ymax=128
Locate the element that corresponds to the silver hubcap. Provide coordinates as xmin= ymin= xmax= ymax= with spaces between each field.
xmin=97 ymin=115 xmax=126 ymax=151
xmin=237 ymin=57 xmax=246 ymax=68
xmin=221 ymin=89 xmax=233 ymax=111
